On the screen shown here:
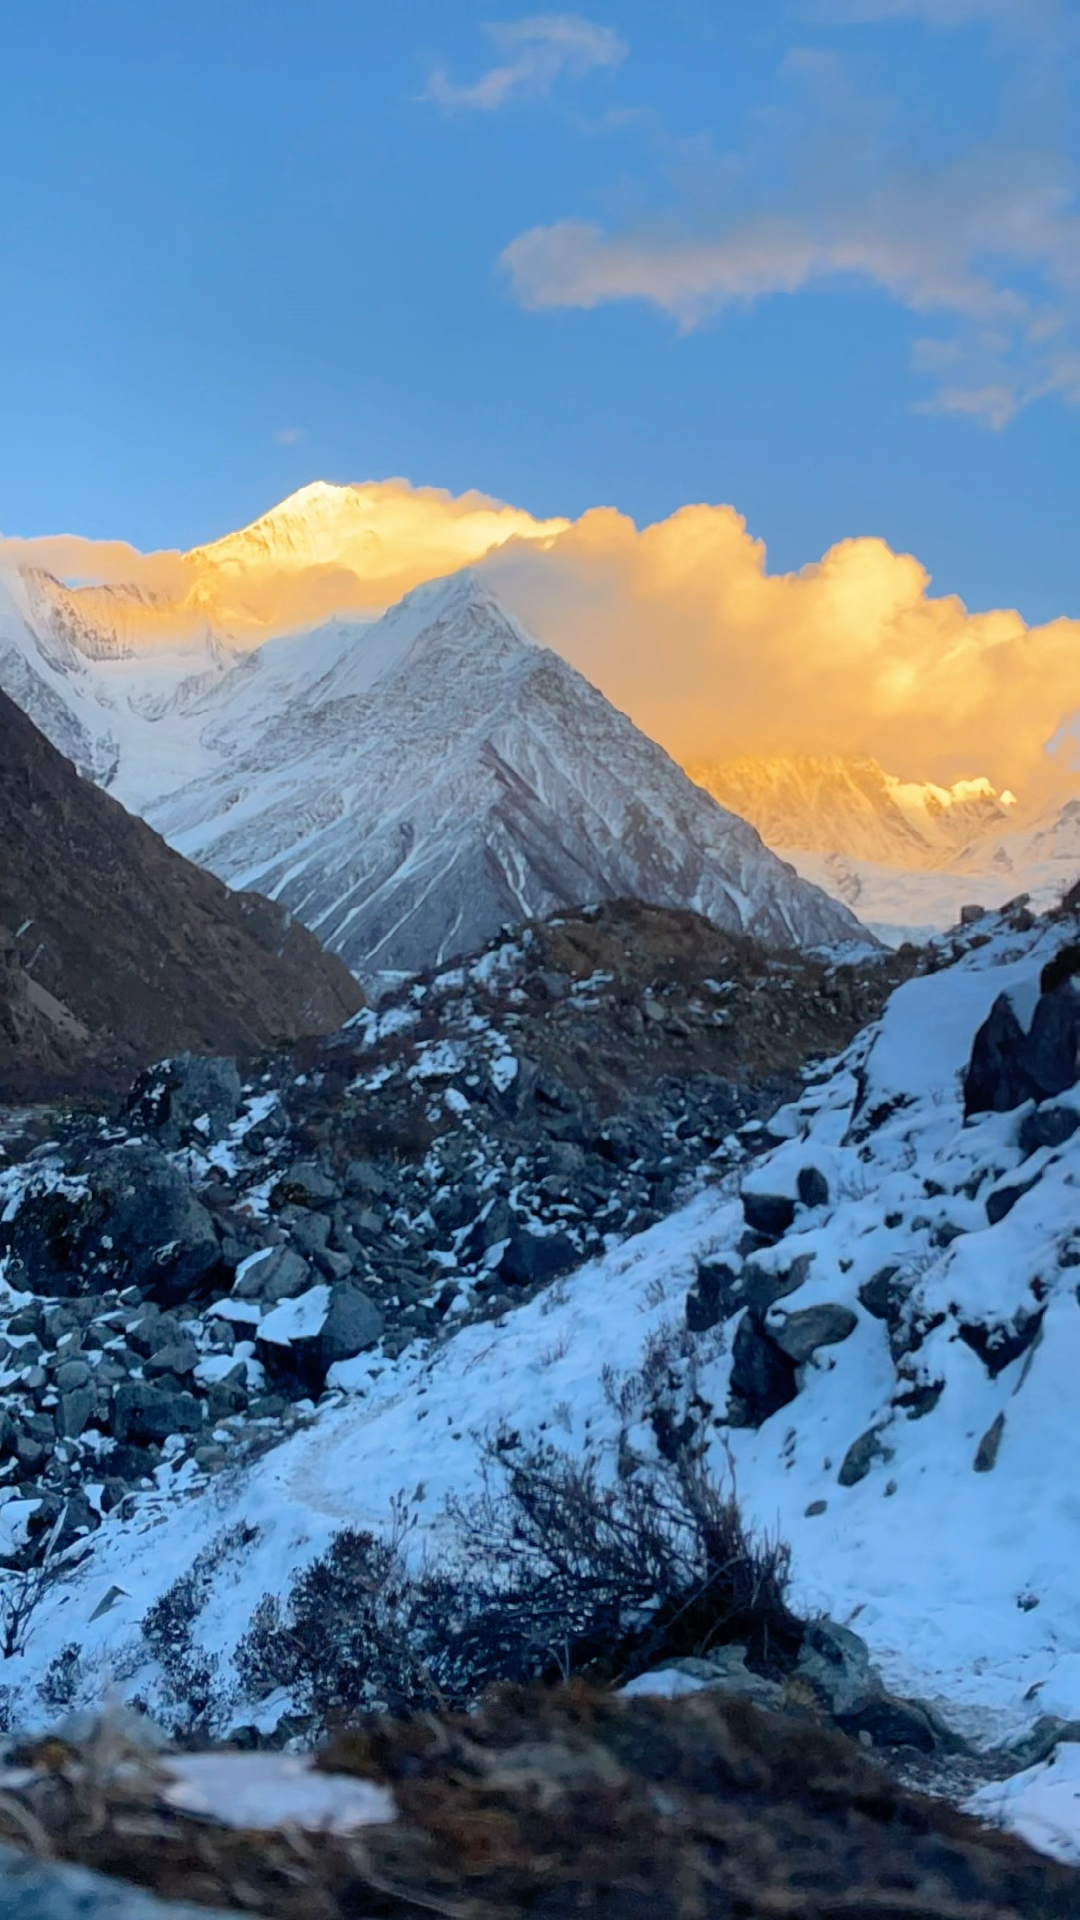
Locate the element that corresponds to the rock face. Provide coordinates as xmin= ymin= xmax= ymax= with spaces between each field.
xmin=0 ymin=689 xmax=361 ymax=1094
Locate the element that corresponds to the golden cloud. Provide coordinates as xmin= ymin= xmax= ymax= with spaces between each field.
xmin=5 ymin=477 xmax=1080 ymax=801
xmin=479 ymin=502 xmax=1080 ymax=798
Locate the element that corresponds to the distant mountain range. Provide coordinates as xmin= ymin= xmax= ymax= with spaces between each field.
xmin=692 ymin=754 xmax=1080 ymax=944
xmin=0 ymin=530 xmax=865 ymax=979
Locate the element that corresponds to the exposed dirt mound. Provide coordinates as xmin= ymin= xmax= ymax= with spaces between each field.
xmin=6 ymin=1686 xmax=1079 ymax=1918
xmin=0 ymin=690 xmax=361 ymax=1095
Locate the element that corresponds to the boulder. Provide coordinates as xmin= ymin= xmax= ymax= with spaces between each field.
xmin=57 ymin=1387 xmax=96 ymax=1439
xmin=1018 ymin=1102 xmax=1080 ymax=1156
xmin=270 ymin=1162 xmax=339 ymax=1209
xmin=838 ymin=1424 xmax=894 ymax=1487
xmin=740 ymin=1191 xmax=796 ymax=1241
xmin=144 ymin=1337 xmax=200 ymax=1380
xmin=973 ymin=1411 xmax=1006 ymax=1472
xmin=985 ymin=1173 xmax=1041 ymax=1225
xmin=727 ymin=1311 xmax=799 ymax=1428
xmin=112 ymin=1383 xmax=204 ymax=1444
xmin=857 ymin=1265 xmax=909 ymax=1322
xmin=233 ymin=1246 xmax=311 ymax=1303
xmin=0 ymin=1144 xmax=221 ymax=1305
xmin=498 ymin=1228 xmax=579 ymax=1289
xmin=958 ymin=1309 xmax=1044 ymax=1378
xmin=258 ymin=1280 xmax=384 ymax=1390
xmin=685 ymin=1260 xmax=743 ymax=1332
xmin=795 ymin=1618 xmax=942 ymax=1752
xmin=125 ymin=1054 xmax=243 ymax=1151
xmin=770 ymin=1303 xmax=858 ymax=1364
xmin=796 ymin=1166 xmax=830 ymax=1209
xmin=965 ymin=972 xmax=1080 ymax=1117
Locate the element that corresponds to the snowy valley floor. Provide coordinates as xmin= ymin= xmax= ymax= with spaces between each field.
xmin=2 ymin=903 xmax=1080 ymax=1883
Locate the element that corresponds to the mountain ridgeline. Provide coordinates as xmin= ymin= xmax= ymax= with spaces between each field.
xmin=0 ymin=553 xmax=869 ymax=980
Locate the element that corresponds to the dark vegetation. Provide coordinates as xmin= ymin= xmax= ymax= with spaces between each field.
xmin=232 ymin=1444 xmax=799 ymax=1729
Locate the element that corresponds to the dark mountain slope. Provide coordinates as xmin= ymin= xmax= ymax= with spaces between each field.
xmin=0 ymin=690 xmax=361 ymax=1094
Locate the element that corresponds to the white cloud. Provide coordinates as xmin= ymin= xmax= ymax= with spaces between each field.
xmin=424 ymin=13 xmax=626 ymax=112
xmin=501 ymin=134 xmax=1080 ymax=426
xmin=274 ymin=427 xmax=305 ymax=446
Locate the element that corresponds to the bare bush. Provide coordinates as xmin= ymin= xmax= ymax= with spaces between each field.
xmin=234 ymin=1445 xmax=799 ymax=1730
xmin=141 ymin=1522 xmax=258 ymax=1735
xmin=0 ymin=1505 xmax=70 ymax=1657
xmin=449 ymin=1440 xmax=799 ymax=1684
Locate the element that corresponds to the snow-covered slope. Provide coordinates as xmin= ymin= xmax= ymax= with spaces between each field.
xmin=3 ymin=901 xmax=1080 ymax=1751
xmin=145 ymin=574 xmax=865 ymax=975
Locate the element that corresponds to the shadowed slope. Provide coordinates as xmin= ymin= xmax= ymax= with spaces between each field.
xmin=0 ymin=689 xmax=361 ymax=1094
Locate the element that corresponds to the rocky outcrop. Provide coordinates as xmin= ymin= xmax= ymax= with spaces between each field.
xmin=964 ymin=954 xmax=1080 ymax=1116
xmin=0 ymin=690 xmax=361 ymax=1095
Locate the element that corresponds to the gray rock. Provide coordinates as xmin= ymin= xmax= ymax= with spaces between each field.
xmin=771 ymin=1303 xmax=858 ymax=1363
xmin=985 ymin=1172 xmax=1042 ymax=1225
xmin=54 ymin=1358 xmax=93 ymax=1393
xmin=727 ymin=1311 xmax=799 ymax=1428
xmin=272 ymin=1161 xmax=338 ymax=1207
xmin=260 ymin=1281 xmax=384 ymax=1392
xmin=287 ymin=1210 xmax=332 ymax=1259
xmin=1019 ymin=1102 xmax=1080 ymax=1156
xmin=974 ymin=1411 xmax=1006 ymax=1472
xmin=958 ymin=1309 xmax=1044 ymax=1378
xmin=838 ymin=1424 xmax=894 ymax=1487
xmin=144 ymin=1337 xmax=200 ymax=1380
xmin=112 ymin=1384 xmax=204 ymax=1444
xmin=965 ymin=970 xmax=1080 ymax=1117
xmin=857 ymin=1265 xmax=908 ymax=1321
xmin=57 ymin=1387 xmax=96 ymax=1440
xmin=498 ymin=1228 xmax=578 ymax=1288
xmin=125 ymin=1053 xmax=243 ymax=1151
xmin=1 ymin=1143 xmax=221 ymax=1306
xmin=796 ymin=1166 xmax=830 ymax=1209
xmin=344 ymin=1158 xmax=388 ymax=1199
xmin=796 ymin=1617 xmax=877 ymax=1718
xmin=740 ymin=1190 xmax=796 ymax=1241
xmin=316 ymin=1282 xmax=384 ymax=1369
xmin=233 ymin=1245 xmax=311 ymax=1303
xmin=685 ymin=1260 xmax=742 ymax=1332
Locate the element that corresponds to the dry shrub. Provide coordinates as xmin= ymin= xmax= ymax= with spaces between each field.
xmin=234 ymin=1446 xmax=799 ymax=1731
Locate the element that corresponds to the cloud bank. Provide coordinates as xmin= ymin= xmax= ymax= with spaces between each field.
xmin=424 ymin=13 xmax=626 ymax=112
xmin=7 ymin=478 xmax=1080 ymax=803
xmin=479 ymin=502 xmax=1080 ymax=801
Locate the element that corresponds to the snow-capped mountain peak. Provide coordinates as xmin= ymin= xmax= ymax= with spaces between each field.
xmin=147 ymin=571 xmax=868 ymax=976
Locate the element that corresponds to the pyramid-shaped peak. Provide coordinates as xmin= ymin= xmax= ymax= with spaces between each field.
xmin=186 ymin=479 xmax=568 ymax=582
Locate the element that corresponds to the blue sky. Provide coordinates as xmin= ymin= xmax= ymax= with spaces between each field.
xmin=1 ymin=0 xmax=1078 ymax=620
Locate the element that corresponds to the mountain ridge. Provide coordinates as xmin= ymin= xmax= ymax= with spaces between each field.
xmin=0 ymin=687 xmax=362 ymax=1093
xmin=147 ymin=573 xmax=868 ymax=976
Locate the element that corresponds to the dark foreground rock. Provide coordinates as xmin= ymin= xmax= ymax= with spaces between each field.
xmin=6 ymin=1687 xmax=1080 ymax=1920
xmin=964 ymin=951 xmax=1080 ymax=1116
xmin=0 ymin=1842 xmax=236 ymax=1920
